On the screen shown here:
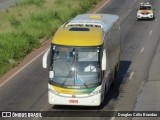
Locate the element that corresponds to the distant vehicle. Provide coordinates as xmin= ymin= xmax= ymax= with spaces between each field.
xmin=42 ymin=14 xmax=120 ymax=106
xmin=137 ymin=2 xmax=155 ymax=20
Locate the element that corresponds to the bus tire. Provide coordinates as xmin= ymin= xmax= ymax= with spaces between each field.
xmin=112 ymin=64 xmax=118 ymax=86
xmin=113 ymin=89 xmax=119 ymax=99
xmin=102 ymin=85 xmax=107 ymax=105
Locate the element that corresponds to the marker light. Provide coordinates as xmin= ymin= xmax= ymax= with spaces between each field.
xmin=89 ymin=15 xmax=102 ymax=19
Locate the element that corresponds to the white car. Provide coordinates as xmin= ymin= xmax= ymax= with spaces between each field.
xmin=137 ymin=2 xmax=155 ymax=20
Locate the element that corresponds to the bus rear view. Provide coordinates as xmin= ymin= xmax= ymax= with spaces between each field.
xmin=43 ymin=14 xmax=120 ymax=106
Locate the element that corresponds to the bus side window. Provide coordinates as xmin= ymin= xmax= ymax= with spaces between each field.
xmin=110 ymin=21 xmax=120 ymax=49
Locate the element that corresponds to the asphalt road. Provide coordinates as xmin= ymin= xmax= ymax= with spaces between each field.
xmin=0 ymin=0 xmax=160 ymax=120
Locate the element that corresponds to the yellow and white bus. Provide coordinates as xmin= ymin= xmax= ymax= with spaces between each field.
xmin=43 ymin=14 xmax=120 ymax=106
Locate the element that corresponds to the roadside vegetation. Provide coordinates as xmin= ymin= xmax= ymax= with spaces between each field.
xmin=0 ymin=0 xmax=101 ymax=76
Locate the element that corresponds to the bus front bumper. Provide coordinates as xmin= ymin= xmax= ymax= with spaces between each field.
xmin=48 ymin=91 xmax=102 ymax=106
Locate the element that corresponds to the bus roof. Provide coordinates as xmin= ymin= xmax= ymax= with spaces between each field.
xmin=65 ymin=14 xmax=119 ymax=32
xmin=52 ymin=27 xmax=103 ymax=46
xmin=52 ymin=14 xmax=119 ymax=46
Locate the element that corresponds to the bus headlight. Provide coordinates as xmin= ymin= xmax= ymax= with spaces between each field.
xmin=89 ymin=90 xmax=101 ymax=96
xmin=49 ymin=88 xmax=59 ymax=95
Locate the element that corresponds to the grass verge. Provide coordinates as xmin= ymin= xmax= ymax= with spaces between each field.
xmin=0 ymin=0 xmax=101 ymax=76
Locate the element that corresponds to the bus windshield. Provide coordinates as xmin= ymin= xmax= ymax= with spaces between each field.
xmin=50 ymin=45 xmax=101 ymax=88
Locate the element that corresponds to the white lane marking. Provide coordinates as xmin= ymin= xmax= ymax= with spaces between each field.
xmin=149 ymin=30 xmax=152 ymax=35
xmin=140 ymin=47 xmax=144 ymax=53
xmin=0 ymin=1 xmax=111 ymax=87
xmin=129 ymin=72 xmax=134 ymax=80
xmin=110 ymin=110 xmax=118 ymax=120
xmin=93 ymin=0 xmax=110 ymax=13
xmin=0 ymin=48 xmax=49 ymax=88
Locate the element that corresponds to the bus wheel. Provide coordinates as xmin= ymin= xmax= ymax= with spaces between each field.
xmin=112 ymin=65 xmax=117 ymax=86
xmin=113 ymin=89 xmax=119 ymax=99
xmin=101 ymin=86 xmax=107 ymax=106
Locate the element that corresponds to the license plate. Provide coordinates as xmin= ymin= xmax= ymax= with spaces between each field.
xmin=69 ymin=100 xmax=78 ymax=103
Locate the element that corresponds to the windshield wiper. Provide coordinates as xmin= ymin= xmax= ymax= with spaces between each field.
xmin=61 ymin=72 xmax=89 ymax=88
xmin=76 ymin=73 xmax=89 ymax=88
xmin=61 ymin=72 xmax=72 ymax=87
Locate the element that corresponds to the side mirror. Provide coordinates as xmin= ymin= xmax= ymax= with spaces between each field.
xmin=49 ymin=71 xmax=54 ymax=79
xmin=42 ymin=48 xmax=50 ymax=68
xmin=101 ymin=50 xmax=106 ymax=70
